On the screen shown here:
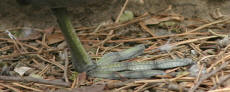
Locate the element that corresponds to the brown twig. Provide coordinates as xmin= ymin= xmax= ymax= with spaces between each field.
xmin=189 ymin=56 xmax=230 ymax=92
xmin=63 ymin=49 xmax=70 ymax=83
xmin=187 ymin=17 xmax=230 ymax=33
xmin=210 ymin=74 xmax=230 ymax=90
xmin=12 ymin=83 xmax=43 ymax=92
xmin=0 ymin=52 xmax=34 ymax=59
xmin=100 ymin=13 xmax=149 ymax=32
xmin=139 ymin=22 xmax=156 ymax=37
xmin=0 ymin=76 xmax=70 ymax=87
xmin=97 ymin=0 xmax=129 ymax=47
xmin=115 ymin=0 xmax=129 ymax=23
xmin=0 ymin=38 xmax=39 ymax=51
xmin=0 ymin=83 xmax=21 ymax=92
xmin=81 ymin=32 xmax=208 ymax=43
xmin=36 ymin=54 xmax=65 ymax=71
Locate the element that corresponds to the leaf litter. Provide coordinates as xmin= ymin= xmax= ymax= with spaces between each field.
xmin=1 ymin=2 xmax=230 ymax=92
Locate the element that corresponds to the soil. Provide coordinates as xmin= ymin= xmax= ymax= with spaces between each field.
xmin=1 ymin=0 xmax=230 ymax=30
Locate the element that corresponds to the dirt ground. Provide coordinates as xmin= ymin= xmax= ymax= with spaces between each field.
xmin=1 ymin=0 xmax=230 ymax=30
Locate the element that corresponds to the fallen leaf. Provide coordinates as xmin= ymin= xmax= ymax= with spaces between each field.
xmin=119 ymin=10 xmax=134 ymax=23
xmin=43 ymin=27 xmax=55 ymax=34
xmin=14 ymin=67 xmax=32 ymax=76
xmin=143 ymin=15 xmax=184 ymax=25
xmin=46 ymin=33 xmax=65 ymax=45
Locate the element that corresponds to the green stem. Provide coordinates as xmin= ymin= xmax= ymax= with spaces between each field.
xmin=51 ymin=8 xmax=94 ymax=72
